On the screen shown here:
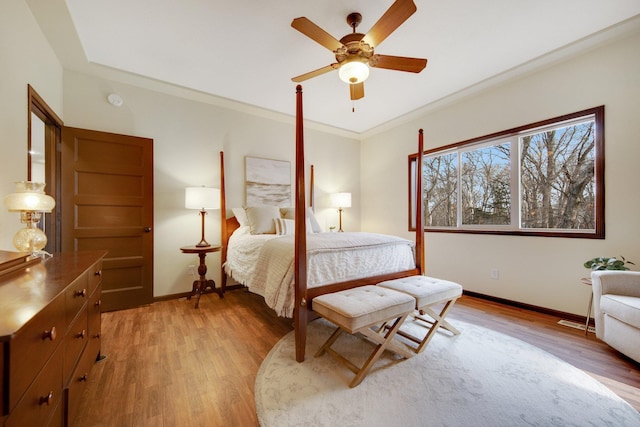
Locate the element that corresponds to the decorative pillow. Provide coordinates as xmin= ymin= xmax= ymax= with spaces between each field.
xmin=279 ymin=207 xmax=323 ymax=233
xmin=244 ymin=206 xmax=280 ymax=234
xmin=280 ymin=207 xmax=295 ymax=220
xmin=274 ymin=217 xmax=312 ymax=235
xmin=307 ymin=207 xmax=323 ymax=233
xmin=274 ymin=218 xmax=295 ymax=235
xmin=232 ymin=208 xmax=248 ymax=226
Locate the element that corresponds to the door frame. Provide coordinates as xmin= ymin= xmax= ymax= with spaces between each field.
xmin=27 ymin=84 xmax=62 ymax=253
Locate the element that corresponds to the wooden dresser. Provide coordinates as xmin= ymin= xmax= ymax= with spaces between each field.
xmin=0 ymin=250 xmax=106 ymax=427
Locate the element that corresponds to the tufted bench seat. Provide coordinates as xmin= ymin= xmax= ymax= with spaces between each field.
xmin=313 ymin=285 xmax=415 ymax=387
xmin=377 ymin=275 xmax=463 ymax=354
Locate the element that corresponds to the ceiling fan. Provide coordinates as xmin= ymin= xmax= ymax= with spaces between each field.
xmin=291 ymin=0 xmax=427 ymax=101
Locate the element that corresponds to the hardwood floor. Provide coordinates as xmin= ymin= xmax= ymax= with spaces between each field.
xmin=73 ymin=290 xmax=640 ymax=426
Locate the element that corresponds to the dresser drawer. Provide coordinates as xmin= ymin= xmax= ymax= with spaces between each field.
xmin=63 ymin=308 xmax=88 ymax=386
xmin=65 ymin=274 xmax=89 ymax=329
xmin=8 ymin=295 xmax=65 ymax=411
xmin=87 ymin=260 xmax=103 ymax=295
xmin=46 ymin=398 xmax=63 ymax=427
xmin=87 ymin=284 xmax=102 ymax=362
xmin=1 ymin=343 xmax=4 ymax=416
xmin=5 ymin=346 xmax=63 ymax=427
xmin=64 ymin=335 xmax=99 ymax=426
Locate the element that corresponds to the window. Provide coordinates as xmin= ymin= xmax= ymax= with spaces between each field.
xmin=409 ymin=106 xmax=604 ymax=238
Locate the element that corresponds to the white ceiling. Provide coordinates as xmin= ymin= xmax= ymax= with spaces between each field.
xmin=36 ymin=1 xmax=640 ymax=134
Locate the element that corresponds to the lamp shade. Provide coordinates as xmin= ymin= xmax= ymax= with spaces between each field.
xmin=330 ymin=192 xmax=352 ymax=208
xmin=185 ymin=187 xmax=220 ymax=210
xmin=338 ymin=61 xmax=370 ymax=84
xmin=4 ymin=181 xmax=55 ymax=212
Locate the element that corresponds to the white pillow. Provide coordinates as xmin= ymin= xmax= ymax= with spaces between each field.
xmin=244 ymin=206 xmax=280 ymax=234
xmin=274 ymin=218 xmax=295 ymax=235
xmin=274 ymin=217 xmax=312 ymax=235
xmin=232 ymin=208 xmax=248 ymax=226
xmin=279 ymin=207 xmax=323 ymax=233
xmin=307 ymin=207 xmax=323 ymax=233
xmin=280 ymin=207 xmax=295 ymax=219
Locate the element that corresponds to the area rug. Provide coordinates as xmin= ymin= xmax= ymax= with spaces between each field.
xmin=255 ymin=318 xmax=640 ymax=426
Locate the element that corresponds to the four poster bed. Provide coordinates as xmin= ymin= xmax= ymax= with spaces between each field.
xmin=219 ymin=85 xmax=425 ymax=362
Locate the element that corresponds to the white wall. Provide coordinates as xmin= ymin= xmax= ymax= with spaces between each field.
xmin=361 ymin=28 xmax=640 ymax=316
xmin=6 ymin=0 xmax=638 ymax=313
xmin=62 ymin=71 xmax=360 ymax=297
xmin=0 ymin=0 xmax=63 ymax=250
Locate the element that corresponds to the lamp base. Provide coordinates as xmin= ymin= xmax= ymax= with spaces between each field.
xmin=195 ymin=210 xmax=211 ymax=247
xmin=13 ymin=226 xmax=47 ymax=253
xmin=195 ymin=240 xmax=211 ymax=248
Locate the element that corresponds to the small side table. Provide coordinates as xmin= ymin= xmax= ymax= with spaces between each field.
xmin=581 ymin=277 xmax=593 ymax=335
xmin=180 ymin=245 xmax=222 ymax=308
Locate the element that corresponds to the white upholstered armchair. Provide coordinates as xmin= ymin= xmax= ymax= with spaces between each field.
xmin=590 ymin=271 xmax=640 ymax=363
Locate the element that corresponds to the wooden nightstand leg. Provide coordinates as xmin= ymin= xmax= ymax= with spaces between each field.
xmin=204 ymin=279 xmax=222 ymax=299
xmin=180 ymin=245 xmax=223 ymax=308
xmin=194 ymin=280 xmax=203 ymax=308
xmin=188 ymin=279 xmax=198 ymax=299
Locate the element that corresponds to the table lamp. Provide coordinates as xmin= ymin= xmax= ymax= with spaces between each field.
xmin=185 ymin=186 xmax=220 ymax=247
xmin=4 ymin=181 xmax=56 ymax=253
xmin=330 ymin=192 xmax=351 ymax=232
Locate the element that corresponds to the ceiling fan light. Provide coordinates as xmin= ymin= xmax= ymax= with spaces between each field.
xmin=338 ymin=61 xmax=369 ymax=84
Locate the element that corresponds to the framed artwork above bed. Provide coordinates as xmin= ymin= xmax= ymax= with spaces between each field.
xmin=245 ymin=156 xmax=291 ymax=206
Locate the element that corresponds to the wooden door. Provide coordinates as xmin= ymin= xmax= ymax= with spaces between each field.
xmin=61 ymin=127 xmax=154 ymax=311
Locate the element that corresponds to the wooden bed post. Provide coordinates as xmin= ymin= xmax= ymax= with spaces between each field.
xmin=310 ymin=164 xmax=315 ymax=210
xmin=415 ymin=130 xmax=425 ymax=274
xmin=294 ymin=85 xmax=308 ymax=362
xmin=219 ymin=151 xmax=228 ymax=293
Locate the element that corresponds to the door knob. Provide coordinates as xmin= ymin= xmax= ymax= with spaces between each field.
xmin=144 ymin=227 xmax=152 ymax=232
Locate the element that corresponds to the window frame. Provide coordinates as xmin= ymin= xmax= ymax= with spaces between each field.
xmin=408 ymin=106 xmax=605 ymax=239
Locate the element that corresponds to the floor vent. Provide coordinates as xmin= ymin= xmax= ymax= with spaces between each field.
xmin=558 ymin=319 xmax=595 ymax=333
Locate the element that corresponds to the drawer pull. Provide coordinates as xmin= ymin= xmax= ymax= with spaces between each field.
xmin=77 ymin=329 xmax=87 ymax=339
xmin=75 ymin=288 xmax=87 ymax=298
xmin=94 ymin=270 xmax=102 ymax=277
xmin=94 ymin=333 xmax=101 ymax=339
xmin=79 ymin=373 xmax=88 ymax=382
xmin=42 ymin=327 xmax=57 ymax=341
xmin=95 ymin=299 xmax=102 ymax=308
xmin=39 ymin=391 xmax=54 ymax=406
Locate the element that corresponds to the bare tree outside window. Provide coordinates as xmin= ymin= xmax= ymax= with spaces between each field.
xmin=461 ymin=143 xmax=511 ymax=225
xmin=409 ymin=106 xmax=604 ymax=238
xmin=520 ymin=122 xmax=595 ymax=230
xmin=423 ymin=153 xmax=457 ymax=226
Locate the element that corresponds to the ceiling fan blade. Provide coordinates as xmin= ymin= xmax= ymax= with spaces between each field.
xmin=362 ymin=0 xmax=417 ymax=48
xmin=292 ymin=64 xmax=339 ymax=82
xmin=291 ymin=17 xmax=344 ymax=51
xmin=370 ymin=54 xmax=427 ymax=73
xmin=350 ymin=82 xmax=364 ymax=100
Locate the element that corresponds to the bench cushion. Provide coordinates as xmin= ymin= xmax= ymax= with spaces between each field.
xmin=313 ymin=285 xmax=415 ymax=333
xmin=377 ymin=276 xmax=462 ymax=309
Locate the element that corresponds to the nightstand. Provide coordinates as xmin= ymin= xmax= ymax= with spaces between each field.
xmin=180 ymin=245 xmax=222 ymax=308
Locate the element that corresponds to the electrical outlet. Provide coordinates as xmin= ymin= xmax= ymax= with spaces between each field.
xmin=490 ymin=268 xmax=499 ymax=280
xmin=187 ymin=265 xmax=196 ymax=276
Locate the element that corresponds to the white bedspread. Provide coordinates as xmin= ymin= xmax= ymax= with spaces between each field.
xmin=225 ymin=230 xmax=415 ymax=317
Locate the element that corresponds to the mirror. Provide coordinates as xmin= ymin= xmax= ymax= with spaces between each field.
xmin=30 ymin=113 xmax=46 ymax=182
xmin=28 ymin=85 xmax=62 ymax=253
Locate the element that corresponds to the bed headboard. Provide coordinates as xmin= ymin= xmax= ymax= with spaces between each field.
xmin=225 ymin=216 xmax=240 ymax=242
xmin=219 ymin=150 xmax=315 ymax=248
xmin=218 ymin=144 xmax=316 ymax=293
